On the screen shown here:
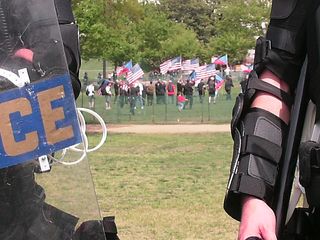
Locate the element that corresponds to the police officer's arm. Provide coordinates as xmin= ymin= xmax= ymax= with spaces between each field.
xmin=55 ymin=0 xmax=81 ymax=99
xmin=224 ymin=0 xmax=308 ymax=239
xmin=238 ymin=70 xmax=290 ymax=240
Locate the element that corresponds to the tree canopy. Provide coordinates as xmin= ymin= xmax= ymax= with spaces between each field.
xmin=72 ymin=0 xmax=271 ymax=68
xmin=207 ymin=0 xmax=270 ymax=63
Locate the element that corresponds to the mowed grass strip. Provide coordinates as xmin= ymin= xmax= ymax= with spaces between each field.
xmin=88 ymin=132 xmax=239 ymax=240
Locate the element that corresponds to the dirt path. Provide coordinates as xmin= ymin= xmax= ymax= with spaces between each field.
xmin=87 ymin=124 xmax=230 ymax=134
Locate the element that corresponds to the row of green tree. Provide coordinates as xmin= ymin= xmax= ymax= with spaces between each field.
xmin=72 ymin=0 xmax=271 ymax=71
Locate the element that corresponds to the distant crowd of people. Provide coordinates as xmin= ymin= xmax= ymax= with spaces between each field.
xmin=83 ymin=72 xmax=234 ymax=115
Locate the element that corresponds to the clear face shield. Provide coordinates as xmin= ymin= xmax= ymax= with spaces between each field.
xmin=0 ymin=0 xmax=106 ymax=239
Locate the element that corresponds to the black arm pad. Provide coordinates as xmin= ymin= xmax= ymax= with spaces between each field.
xmin=225 ymin=107 xmax=288 ymax=221
xmin=54 ymin=0 xmax=75 ymax=24
xmin=254 ymin=0 xmax=311 ymax=90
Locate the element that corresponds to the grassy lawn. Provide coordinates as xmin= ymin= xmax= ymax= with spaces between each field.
xmin=87 ymin=132 xmax=239 ymax=240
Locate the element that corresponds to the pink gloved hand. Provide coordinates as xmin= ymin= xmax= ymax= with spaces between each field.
xmin=14 ymin=48 xmax=34 ymax=62
xmin=238 ymin=196 xmax=277 ymax=240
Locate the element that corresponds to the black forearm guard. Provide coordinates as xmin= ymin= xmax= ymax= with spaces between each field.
xmin=224 ymin=71 xmax=290 ymax=220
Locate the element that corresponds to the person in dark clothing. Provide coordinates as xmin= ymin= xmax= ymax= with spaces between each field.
xmin=207 ymin=76 xmax=216 ymax=104
xmin=97 ymin=72 xmax=103 ymax=85
xmin=197 ymin=79 xmax=205 ymax=104
xmin=155 ymin=79 xmax=162 ymax=104
xmin=112 ymin=71 xmax=117 ymax=81
xmin=224 ymin=75 xmax=234 ymax=100
xmin=183 ymin=80 xmax=194 ymax=109
xmin=160 ymin=81 xmax=167 ymax=104
xmin=83 ymin=72 xmax=89 ymax=86
xmin=141 ymin=82 xmax=147 ymax=107
xmin=118 ymin=81 xmax=128 ymax=108
xmin=155 ymin=79 xmax=166 ymax=104
xmin=176 ymin=78 xmax=184 ymax=94
xmin=146 ymin=81 xmax=154 ymax=106
xmin=113 ymin=80 xmax=119 ymax=104
xmin=128 ymin=83 xmax=138 ymax=115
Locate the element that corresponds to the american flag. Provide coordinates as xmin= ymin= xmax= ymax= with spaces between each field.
xmin=160 ymin=59 xmax=171 ymax=74
xmin=194 ymin=65 xmax=207 ymax=81
xmin=168 ymin=56 xmax=182 ymax=71
xmin=194 ymin=64 xmax=216 ymax=81
xmin=182 ymin=58 xmax=199 ymax=71
xmin=127 ymin=63 xmax=144 ymax=84
xmin=205 ymin=63 xmax=216 ymax=77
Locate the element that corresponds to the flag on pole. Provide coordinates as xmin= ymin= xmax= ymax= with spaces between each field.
xmin=182 ymin=58 xmax=199 ymax=71
xmin=195 ymin=64 xmax=216 ymax=81
xmin=215 ymin=74 xmax=224 ymax=90
xmin=211 ymin=56 xmax=218 ymax=64
xmin=117 ymin=60 xmax=133 ymax=76
xmin=160 ymin=59 xmax=172 ymax=75
xmin=168 ymin=56 xmax=182 ymax=71
xmin=127 ymin=63 xmax=144 ymax=84
xmin=214 ymin=55 xmax=228 ymax=65
xmin=205 ymin=63 xmax=216 ymax=77
xmin=193 ymin=65 xmax=207 ymax=81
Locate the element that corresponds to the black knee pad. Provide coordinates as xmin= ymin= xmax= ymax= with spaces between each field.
xmin=224 ymin=72 xmax=290 ymax=220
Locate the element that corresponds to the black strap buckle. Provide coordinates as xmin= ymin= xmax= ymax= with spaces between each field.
xmin=253 ymin=37 xmax=271 ymax=72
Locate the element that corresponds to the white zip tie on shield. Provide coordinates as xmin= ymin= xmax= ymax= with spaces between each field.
xmin=47 ymin=107 xmax=107 ymax=166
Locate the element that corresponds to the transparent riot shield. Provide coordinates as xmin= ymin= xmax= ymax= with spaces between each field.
xmin=0 ymin=0 xmax=106 ymax=239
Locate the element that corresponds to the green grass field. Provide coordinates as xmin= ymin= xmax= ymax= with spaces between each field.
xmin=86 ymin=132 xmax=239 ymax=240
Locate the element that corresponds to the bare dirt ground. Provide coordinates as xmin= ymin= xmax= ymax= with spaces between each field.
xmin=87 ymin=124 xmax=230 ymax=134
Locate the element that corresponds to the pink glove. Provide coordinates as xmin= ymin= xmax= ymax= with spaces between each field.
xmin=14 ymin=48 xmax=34 ymax=62
xmin=238 ymin=196 xmax=277 ymax=240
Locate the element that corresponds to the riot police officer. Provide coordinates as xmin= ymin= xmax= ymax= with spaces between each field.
xmin=224 ymin=0 xmax=320 ymax=239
